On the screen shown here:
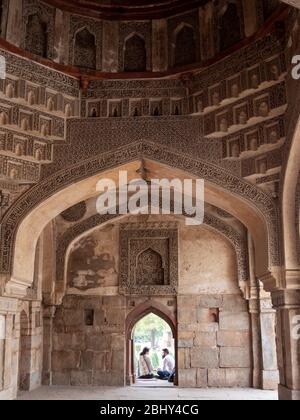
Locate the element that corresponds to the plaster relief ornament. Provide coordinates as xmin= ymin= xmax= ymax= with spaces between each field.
xmin=231 ymin=83 xmax=239 ymax=97
xmin=5 ymin=83 xmax=14 ymax=98
xmin=258 ymin=102 xmax=269 ymax=117
xmin=239 ymin=111 xmax=247 ymax=125
xmin=231 ymin=142 xmax=240 ymax=158
xmin=250 ymin=137 xmax=258 ymax=151
xmin=251 ymin=74 xmax=259 ymax=89
xmin=28 ymin=91 xmax=35 ymax=105
xmin=0 ymin=112 xmax=7 ymax=125
xmin=269 ymin=130 xmax=279 ymax=144
xmin=212 ymin=91 xmax=220 ymax=106
xmin=220 ymin=117 xmax=228 ymax=132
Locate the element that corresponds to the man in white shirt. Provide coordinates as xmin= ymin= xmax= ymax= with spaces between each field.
xmin=157 ymin=348 xmax=175 ymax=380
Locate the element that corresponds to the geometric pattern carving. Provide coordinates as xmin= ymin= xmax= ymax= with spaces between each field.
xmin=74 ymin=28 xmax=96 ymax=70
xmin=22 ymin=0 xmax=55 ymax=60
xmin=69 ymin=15 xmax=102 ymax=71
xmin=124 ymin=34 xmax=147 ymax=72
xmin=119 ymin=222 xmax=178 ymax=296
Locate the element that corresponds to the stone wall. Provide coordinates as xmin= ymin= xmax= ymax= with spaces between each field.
xmin=0 ymin=298 xmax=43 ymax=400
xmin=178 ymin=293 xmax=252 ymax=388
xmin=52 ymin=295 xmax=126 ymax=386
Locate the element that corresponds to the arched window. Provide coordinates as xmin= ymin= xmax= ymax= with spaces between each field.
xmin=219 ymin=3 xmax=242 ymax=52
xmin=174 ymin=25 xmax=196 ymax=67
xmin=74 ymin=28 xmax=96 ymax=70
xmin=25 ymin=14 xmax=48 ymax=58
xmin=124 ymin=34 xmax=147 ymax=72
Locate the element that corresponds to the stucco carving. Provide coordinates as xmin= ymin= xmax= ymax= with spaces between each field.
xmin=119 ymin=222 xmax=178 ymax=296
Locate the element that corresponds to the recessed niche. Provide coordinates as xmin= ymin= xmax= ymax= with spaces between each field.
xmin=84 ymin=309 xmax=94 ymax=326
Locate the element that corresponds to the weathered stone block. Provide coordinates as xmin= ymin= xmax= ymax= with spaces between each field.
xmin=208 ymin=368 xmax=251 ymax=387
xmin=197 ymin=308 xmax=212 ymax=323
xmin=197 ymin=369 xmax=208 ymax=388
xmin=52 ymin=371 xmax=70 ymax=386
xmin=111 ymin=334 xmax=125 ymax=351
xmin=86 ymin=334 xmax=112 ymax=351
xmin=80 ymin=350 xmax=94 ymax=370
xmin=191 ymin=348 xmax=219 ymax=368
xmin=178 ymin=332 xmax=194 ymax=348
xmin=63 ymin=309 xmax=83 ymax=327
xmin=225 ymin=368 xmax=251 ymax=387
xmin=178 ymin=348 xmax=190 ymax=369
xmin=198 ymin=295 xmax=223 ymax=309
xmin=102 ymin=296 xmax=125 ymax=308
xmin=222 ymin=295 xmax=248 ymax=312
xmin=178 ymin=308 xmax=197 ymax=324
xmin=220 ymin=347 xmax=251 ymax=368
xmin=194 ymin=332 xmax=217 ymax=348
xmin=112 ymin=350 xmax=124 ymax=371
xmin=217 ymin=331 xmax=250 ymax=347
xmin=262 ymin=370 xmax=279 ymax=390
xmin=93 ymin=371 xmax=124 ymax=386
xmin=219 ymin=312 xmax=249 ymax=331
xmin=178 ymin=369 xmax=197 ymax=387
xmin=70 ymin=370 xmax=92 ymax=386
xmin=94 ymin=352 xmax=107 ymax=371
xmin=53 ymin=333 xmax=85 ymax=351
xmin=197 ymin=323 xmax=219 ymax=333
xmin=207 ymin=369 xmax=228 ymax=388
xmin=52 ymin=350 xmax=80 ymax=371
xmin=94 ymin=310 xmax=105 ymax=327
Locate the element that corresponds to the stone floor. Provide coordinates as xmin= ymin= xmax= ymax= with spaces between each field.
xmin=18 ymin=386 xmax=278 ymax=400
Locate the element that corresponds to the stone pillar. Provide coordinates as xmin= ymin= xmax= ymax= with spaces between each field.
xmin=248 ymin=233 xmax=279 ymax=390
xmin=199 ymin=2 xmax=215 ymax=61
xmin=248 ymin=233 xmax=263 ymax=388
xmin=242 ymin=0 xmax=260 ymax=37
xmin=0 ymin=297 xmax=18 ymax=400
xmin=6 ymin=0 xmax=23 ymax=47
xmin=42 ymin=306 xmax=56 ymax=386
xmin=102 ymin=21 xmax=119 ymax=73
xmin=272 ymin=288 xmax=300 ymax=400
xmin=152 ymin=19 xmax=168 ymax=72
xmin=258 ymin=286 xmax=279 ymax=390
xmin=53 ymin=9 xmax=70 ymax=65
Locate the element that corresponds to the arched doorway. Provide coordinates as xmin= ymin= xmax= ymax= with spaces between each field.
xmin=125 ymin=302 xmax=178 ymax=387
xmin=132 ymin=313 xmax=175 ymax=385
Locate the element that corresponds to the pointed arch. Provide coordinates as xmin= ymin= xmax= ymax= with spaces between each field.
xmin=219 ymin=2 xmax=243 ymax=52
xmin=74 ymin=27 xmax=96 ymax=70
xmin=173 ymin=23 xmax=197 ymax=67
xmin=25 ymin=13 xmax=48 ymax=58
xmin=124 ymin=33 xmax=147 ymax=72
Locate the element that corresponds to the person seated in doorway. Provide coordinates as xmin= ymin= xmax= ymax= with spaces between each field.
xmin=157 ymin=348 xmax=175 ymax=380
xmin=138 ymin=347 xmax=154 ymax=379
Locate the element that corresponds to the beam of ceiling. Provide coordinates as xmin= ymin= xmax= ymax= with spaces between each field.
xmin=280 ymin=0 xmax=300 ymax=10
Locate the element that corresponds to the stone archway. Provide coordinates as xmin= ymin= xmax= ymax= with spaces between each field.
xmin=0 ymin=144 xmax=280 ymax=296
xmin=125 ymin=301 xmax=177 ymax=386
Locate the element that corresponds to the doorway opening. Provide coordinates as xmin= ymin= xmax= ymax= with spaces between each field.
xmin=127 ymin=310 xmax=177 ymax=388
